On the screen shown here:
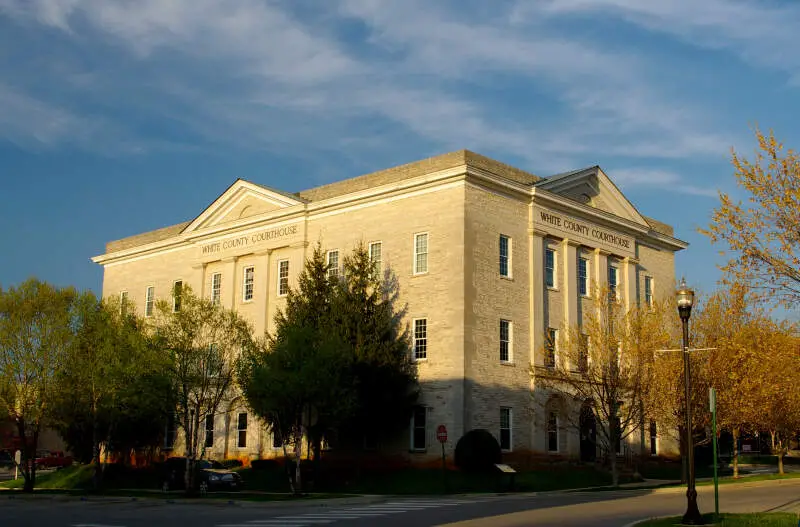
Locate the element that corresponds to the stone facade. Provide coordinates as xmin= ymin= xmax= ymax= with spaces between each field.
xmin=93 ymin=151 xmax=686 ymax=463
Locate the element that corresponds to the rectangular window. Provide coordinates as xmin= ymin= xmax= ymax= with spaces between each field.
xmin=237 ymin=412 xmax=248 ymax=449
xmin=211 ymin=273 xmax=222 ymax=305
xmin=578 ymin=333 xmax=589 ymax=373
xmin=278 ymin=260 xmax=289 ymax=296
xmin=545 ymin=328 xmax=557 ymax=368
xmin=500 ymin=319 xmax=512 ymax=363
xmin=327 ymin=250 xmax=339 ymax=280
xmin=272 ymin=428 xmax=283 ymax=449
xmin=499 ymin=235 xmax=511 ymax=277
xmin=369 ymin=242 xmax=382 ymax=278
xmin=145 ymin=286 xmax=155 ymax=317
xmin=205 ymin=414 xmax=214 ymax=449
xmin=413 ymin=318 xmax=427 ymax=360
xmin=164 ymin=413 xmax=176 ymax=450
xmin=545 ymin=248 xmax=556 ymax=288
xmin=242 ymin=266 xmax=255 ymax=302
xmin=547 ymin=412 xmax=559 ymax=452
xmin=414 ymin=233 xmax=428 ymax=274
xmin=120 ymin=291 xmax=129 ymax=315
xmin=608 ymin=265 xmax=619 ymax=300
xmin=172 ymin=280 xmax=183 ymax=312
xmin=578 ymin=258 xmax=589 ymax=296
xmin=644 ymin=276 xmax=653 ymax=307
xmin=411 ymin=406 xmax=427 ymax=451
xmin=500 ymin=407 xmax=512 ymax=451
xmin=649 ymin=420 xmax=657 ymax=456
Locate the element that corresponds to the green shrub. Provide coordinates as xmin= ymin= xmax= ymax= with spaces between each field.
xmin=454 ymin=429 xmax=502 ymax=472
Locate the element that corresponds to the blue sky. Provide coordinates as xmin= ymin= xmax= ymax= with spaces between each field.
xmin=1 ymin=0 xmax=798 ymax=317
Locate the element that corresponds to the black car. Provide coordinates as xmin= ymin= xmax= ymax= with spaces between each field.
xmin=160 ymin=457 xmax=243 ymax=493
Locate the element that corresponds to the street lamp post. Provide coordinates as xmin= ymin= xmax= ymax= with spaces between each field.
xmin=676 ymin=278 xmax=703 ymax=525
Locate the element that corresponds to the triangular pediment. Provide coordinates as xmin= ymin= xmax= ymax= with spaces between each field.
xmin=183 ymin=180 xmax=306 ymax=233
xmin=535 ymin=167 xmax=649 ymax=227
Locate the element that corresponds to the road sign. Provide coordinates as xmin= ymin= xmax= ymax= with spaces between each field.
xmin=14 ymin=450 xmax=20 ymax=465
xmin=436 ymin=425 xmax=448 ymax=444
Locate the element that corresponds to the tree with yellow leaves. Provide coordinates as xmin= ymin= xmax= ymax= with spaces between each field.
xmin=702 ymin=129 xmax=800 ymax=307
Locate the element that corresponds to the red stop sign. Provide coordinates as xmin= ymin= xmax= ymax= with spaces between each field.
xmin=436 ymin=425 xmax=448 ymax=443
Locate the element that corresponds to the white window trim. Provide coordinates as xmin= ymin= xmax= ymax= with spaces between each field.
xmin=242 ymin=266 xmax=255 ymax=303
xmin=369 ymin=241 xmax=382 ymax=276
xmin=412 ymin=317 xmax=428 ymax=362
xmin=172 ymin=280 xmax=183 ymax=313
xmin=500 ymin=319 xmax=513 ymax=364
xmin=644 ymin=276 xmax=654 ymax=308
xmin=578 ymin=257 xmax=590 ymax=297
xmin=547 ymin=412 xmax=560 ymax=453
xmin=545 ymin=328 xmax=558 ymax=368
xmin=499 ymin=234 xmax=512 ymax=279
xmin=500 ymin=407 xmax=513 ymax=452
xmin=144 ymin=285 xmax=155 ymax=318
xmin=608 ymin=264 xmax=620 ymax=301
xmin=211 ymin=273 xmax=222 ymax=305
xmin=236 ymin=412 xmax=248 ymax=450
xmin=326 ymin=250 xmax=340 ymax=279
xmin=545 ymin=247 xmax=558 ymax=289
xmin=413 ymin=232 xmax=429 ymax=275
xmin=277 ymin=259 xmax=290 ymax=297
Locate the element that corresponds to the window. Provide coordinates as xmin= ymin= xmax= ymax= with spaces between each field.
xmin=499 ymin=235 xmax=511 ymax=277
xmin=414 ymin=233 xmax=428 ymax=274
xmin=578 ymin=334 xmax=589 ymax=373
xmin=145 ymin=286 xmax=155 ymax=317
xmin=120 ymin=291 xmax=129 ymax=315
xmin=164 ymin=413 xmax=177 ymax=450
xmin=278 ymin=260 xmax=289 ymax=296
xmin=327 ymin=250 xmax=339 ymax=280
xmin=608 ymin=265 xmax=619 ymax=300
xmin=649 ymin=420 xmax=657 ymax=456
xmin=413 ymin=318 xmax=427 ymax=360
xmin=411 ymin=406 xmax=427 ymax=451
xmin=545 ymin=248 xmax=556 ymax=288
xmin=272 ymin=428 xmax=283 ymax=449
xmin=205 ymin=415 xmax=214 ymax=449
xmin=237 ymin=412 xmax=248 ymax=449
xmin=545 ymin=328 xmax=557 ymax=368
xmin=644 ymin=276 xmax=653 ymax=307
xmin=242 ymin=266 xmax=254 ymax=302
xmin=211 ymin=273 xmax=222 ymax=305
xmin=369 ymin=242 xmax=382 ymax=278
xmin=578 ymin=258 xmax=589 ymax=296
xmin=500 ymin=407 xmax=512 ymax=451
xmin=547 ymin=411 xmax=559 ymax=452
xmin=500 ymin=319 xmax=512 ymax=363
xmin=173 ymin=280 xmax=183 ymax=312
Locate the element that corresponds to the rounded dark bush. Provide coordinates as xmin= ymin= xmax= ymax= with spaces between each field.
xmin=220 ymin=459 xmax=244 ymax=469
xmin=454 ymin=429 xmax=502 ymax=472
xmin=250 ymin=459 xmax=279 ymax=471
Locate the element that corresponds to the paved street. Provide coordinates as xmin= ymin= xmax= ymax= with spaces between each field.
xmin=0 ymin=479 xmax=798 ymax=527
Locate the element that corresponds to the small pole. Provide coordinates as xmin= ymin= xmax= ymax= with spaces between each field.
xmin=441 ymin=441 xmax=447 ymax=493
xmin=710 ymin=388 xmax=719 ymax=519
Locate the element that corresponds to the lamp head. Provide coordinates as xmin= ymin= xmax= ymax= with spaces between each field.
xmin=676 ymin=277 xmax=694 ymax=320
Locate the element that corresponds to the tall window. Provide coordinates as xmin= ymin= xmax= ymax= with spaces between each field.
xmin=413 ymin=319 xmax=427 ymax=360
xmin=237 ymin=412 xmax=248 ymax=449
xmin=120 ymin=291 xmax=129 ymax=315
xmin=578 ymin=258 xmax=589 ymax=296
xmin=243 ymin=266 xmax=254 ymax=301
xmin=545 ymin=248 xmax=556 ymax=288
xmin=545 ymin=328 xmax=557 ymax=368
xmin=411 ymin=406 xmax=427 ymax=451
xmin=414 ymin=233 xmax=428 ymax=274
xmin=369 ymin=241 xmax=382 ymax=278
xmin=272 ymin=428 xmax=283 ymax=449
xmin=547 ymin=412 xmax=559 ymax=452
xmin=608 ymin=265 xmax=619 ymax=300
xmin=164 ymin=413 xmax=177 ymax=450
xmin=499 ymin=319 xmax=512 ymax=363
xmin=211 ymin=273 xmax=222 ymax=305
xmin=649 ymin=420 xmax=657 ymax=456
xmin=499 ymin=235 xmax=511 ymax=277
xmin=500 ymin=407 xmax=512 ymax=451
xmin=327 ymin=250 xmax=339 ymax=279
xmin=644 ymin=276 xmax=653 ymax=307
xmin=278 ymin=260 xmax=289 ymax=296
xmin=145 ymin=286 xmax=155 ymax=317
xmin=173 ymin=280 xmax=183 ymax=312
xmin=578 ymin=333 xmax=589 ymax=373
xmin=205 ymin=415 xmax=214 ymax=448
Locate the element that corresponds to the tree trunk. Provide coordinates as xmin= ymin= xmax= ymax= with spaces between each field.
xmin=92 ymin=407 xmax=102 ymax=490
xmin=610 ymin=448 xmax=619 ymax=487
xmin=294 ymin=431 xmax=303 ymax=495
xmin=183 ymin=409 xmax=193 ymax=493
xmin=732 ymin=427 xmax=740 ymax=478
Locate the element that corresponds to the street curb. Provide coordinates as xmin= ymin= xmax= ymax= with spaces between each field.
xmin=620 ymin=515 xmax=674 ymax=527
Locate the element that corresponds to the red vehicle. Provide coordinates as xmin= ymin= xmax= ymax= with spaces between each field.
xmin=35 ymin=450 xmax=73 ymax=469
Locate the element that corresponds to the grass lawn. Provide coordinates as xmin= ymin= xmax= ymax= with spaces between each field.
xmin=0 ymin=465 xmax=94 ymax=490
xmin=635 ymin=513 xmax=798 ymax=526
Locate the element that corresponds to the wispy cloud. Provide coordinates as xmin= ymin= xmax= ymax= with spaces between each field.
xmin=610 ymin=167 xmax=719 ymax=198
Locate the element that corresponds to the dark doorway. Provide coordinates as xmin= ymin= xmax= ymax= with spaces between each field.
xmin=580 ymin=403 xmax=597 ymax=462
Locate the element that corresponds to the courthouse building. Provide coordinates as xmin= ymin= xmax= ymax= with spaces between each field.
xmin=92 ymin=150 xmax=686 ymax=462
